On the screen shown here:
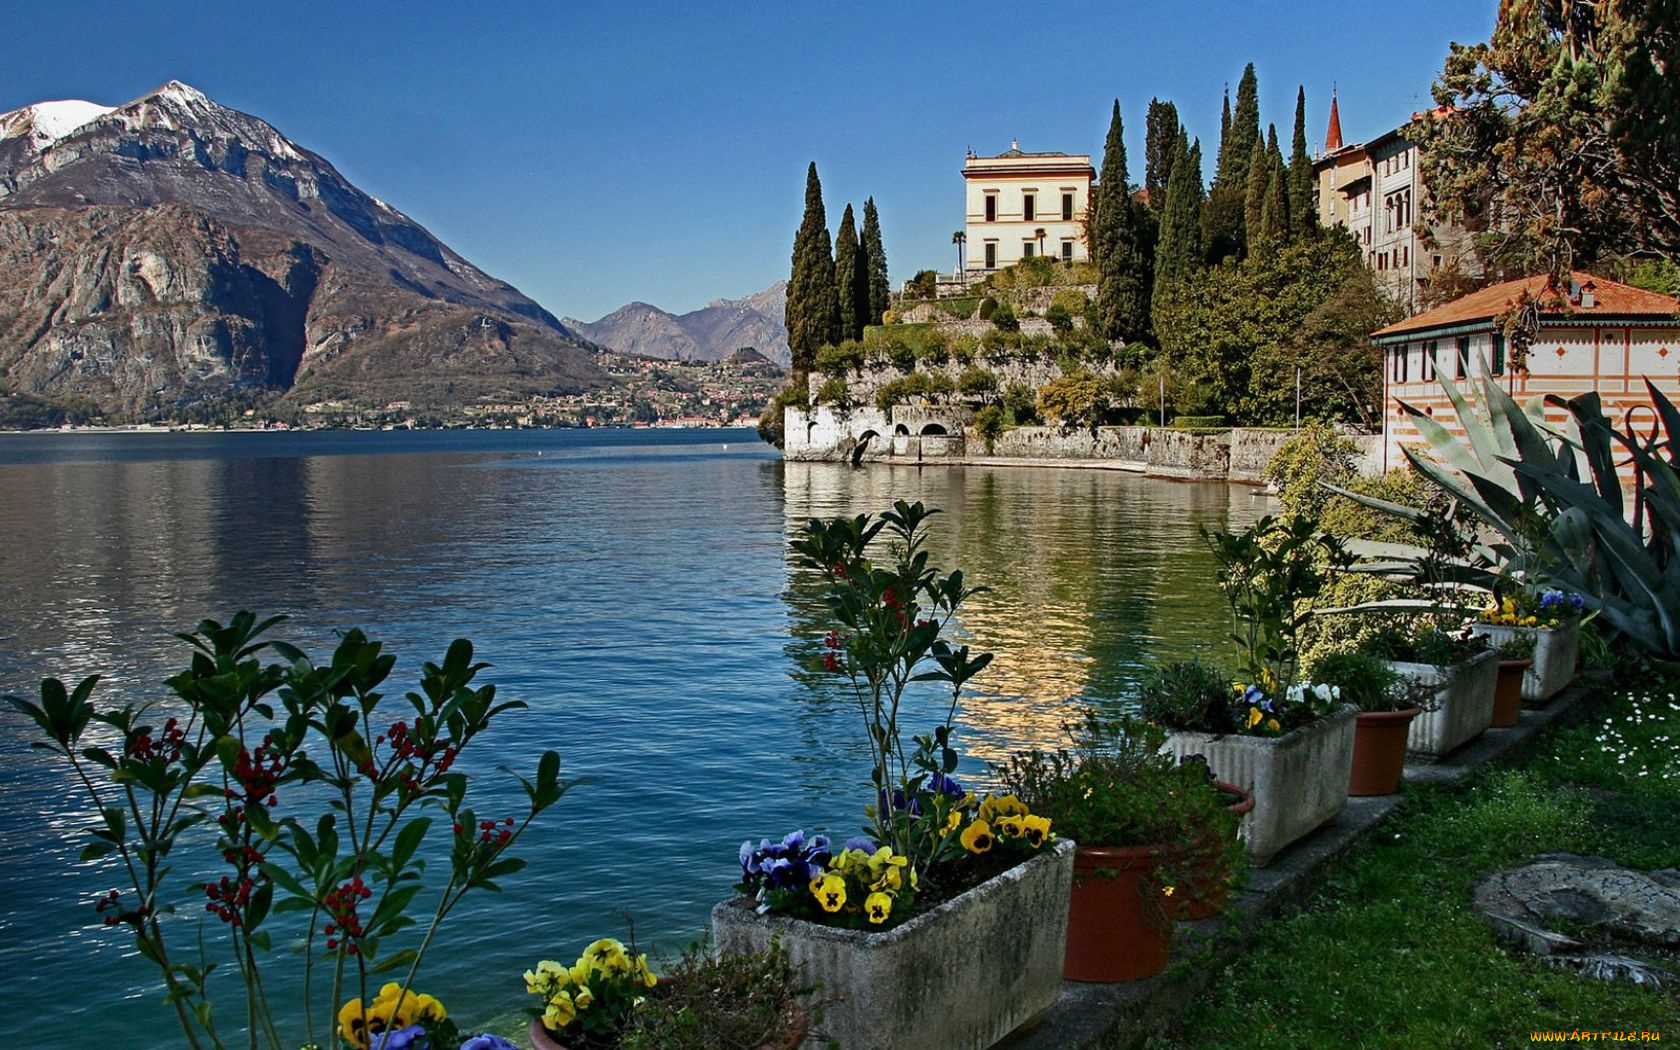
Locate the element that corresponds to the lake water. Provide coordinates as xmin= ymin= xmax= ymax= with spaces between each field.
xmin=0 ymin=428 xmax=1266 ymax=1046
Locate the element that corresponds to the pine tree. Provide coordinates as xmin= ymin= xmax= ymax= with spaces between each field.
xmin=1288 ymin=86 xmax=1317 ymax=241
xmin=834 ymin=204 xmax=864 ymax=342
xmin=1152 ymin=133 xmax=1204 ymax=318
xmin=1243 ymin=134 xmax=1269 ymax=247
xmin=1144 ymin=98 xmax=1180 ymax=211
xmin=785 ymin=162 xmax=840 ymax=375
xmin=860 ymin=198 xmax=890 ymax=328
xmin=1093 ymin=100 xmax=1151 ymax=344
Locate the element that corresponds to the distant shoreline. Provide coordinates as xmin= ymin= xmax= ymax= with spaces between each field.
xmin=0 ymin=421 xmax=761 ymax=437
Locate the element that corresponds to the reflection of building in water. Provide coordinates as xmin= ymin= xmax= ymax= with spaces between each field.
xmin=779 ymin=461 xmax=1270 ymax=770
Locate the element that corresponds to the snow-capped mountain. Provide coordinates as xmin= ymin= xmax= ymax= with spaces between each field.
xmin=0 ymin=80 xmax=603 ymax=419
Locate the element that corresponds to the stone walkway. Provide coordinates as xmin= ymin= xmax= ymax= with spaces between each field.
xmin=1003 ymin=680 xmax=1596 ymax=1050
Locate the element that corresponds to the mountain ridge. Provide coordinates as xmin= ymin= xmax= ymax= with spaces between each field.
xmin=563 ymin=281 xmax=788 ymax=365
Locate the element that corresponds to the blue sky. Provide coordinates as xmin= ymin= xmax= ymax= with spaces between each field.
xmin=6 ymin=2 xmax=1495 ymax=321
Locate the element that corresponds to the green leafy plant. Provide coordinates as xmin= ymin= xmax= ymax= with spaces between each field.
xmin=620 ymin=939 xmax=808 ymax=1050
xmin=973 ymin=405 xmax=1007 ymax=453
xmin=3 ymin=613 xmax=573 ymax=1050
xmin=1202 ymin=514 xmax=1352 ymax=691
xmin=990 ymin=301 xmax=1020 ymax=332
xmin=1137 ymin=659 xmax=1237 ymax=734
xmin=1308 ymin=650 xmax=1407 ymax=713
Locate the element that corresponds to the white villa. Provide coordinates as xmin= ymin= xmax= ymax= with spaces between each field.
xmin=1372 ymin=271 xmax=1680 ymax=476
xmin=963 ymin=142 xmax=1093 ymax=273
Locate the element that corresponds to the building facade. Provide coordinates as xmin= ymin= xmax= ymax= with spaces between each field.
xmin=1313 ymin=98 xmax=1472 ymax=313
xmin=1371 ymin=272 xmax=1680 ymax=476
xmin=962 ymin=142 xmax=1093 ymax=273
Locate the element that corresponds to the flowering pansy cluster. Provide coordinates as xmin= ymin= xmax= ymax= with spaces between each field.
xmin=337 ymin=983 xmax=449 ymax=1050
xmin=1481 ymin=588 xmax=1586 ymax=627
xmin=1233 ymin=681 xmax=1342 ymax=737
xmin=525 ymin=937 xmax=657 ymax=1042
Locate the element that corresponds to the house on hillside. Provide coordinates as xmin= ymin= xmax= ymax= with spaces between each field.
xmin=1313 ymin=96 xmax=1473 ymax=313
xmin=963 ymin=142 xmax=1093 ymax=273
xmin=1371 ymin=272 xmax=1680 ymax=474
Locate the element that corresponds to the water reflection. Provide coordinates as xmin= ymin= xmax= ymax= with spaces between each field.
xmin=779 ymin=461 xmax=1268 ymax=776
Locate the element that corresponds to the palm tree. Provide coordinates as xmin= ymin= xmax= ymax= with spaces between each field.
xmin=1034 ymin=227 xmax=1046 ymax=257
xmin=952 ymin=230 xmax=966 ymax=282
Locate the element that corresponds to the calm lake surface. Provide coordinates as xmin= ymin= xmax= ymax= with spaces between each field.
xmin=0 ymin=428 xmax=1267 ymax=1046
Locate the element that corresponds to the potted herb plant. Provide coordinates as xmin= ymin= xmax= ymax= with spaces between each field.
xmin=3 ymin=613 xmax=573 ymax=1050
xmin=994 ymin=712 xmax=1243 ymax=982
xmin=1365 ymin=620 xmax=1496 ymax=758
xmin=713 ymin=501 xmax=1073 ymax=1050
xmin=1489 ymin=631 xmax=1536 ymax=727
xmin=1310 ymin=650 xmax=1417 ymax=796
xmin=1145 ymin=516 xmax=1358 ymax=867
xmin=1469 ymin=587 xmax=1583 ymax=703
xmin=619 ymin=940 xmax=809 ymax=1050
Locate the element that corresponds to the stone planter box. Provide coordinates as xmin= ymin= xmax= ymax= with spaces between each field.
xmin=1163 ymin=705 xmax=1357 ymax=867
xmin=1470 ymin=619 xmax=1579 ymax=702
xmin=712 ymin=837 xmax=1074 ymax=1050
xmin=1387 ymin=648 xmax=1498 ymax=758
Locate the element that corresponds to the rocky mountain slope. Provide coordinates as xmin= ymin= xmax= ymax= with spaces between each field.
xmin=564 ymin=281 xmax=789 ymax=365
xmin=0 ymin=81 xmax=606 ymax=419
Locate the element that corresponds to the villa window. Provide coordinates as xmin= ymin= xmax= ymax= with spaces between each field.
xmin=985 ymin=195 xmax=997 ymax=222
xmin=1457 ymin=336 xmax=1471 ymax=378
xmin=984 ymin=242 xmax=997 ymax=269
xmin=1023 ymin=193 xmax=1035 ymax=221
xmin=1426 ymin=339 xmax=1438 ymax=379
xmin=1062 ymin=193 xmax=1074 ymax=220
xmin=1022 ymin=241 xmax=1035 ymax=258
xmin=1492 ymin=333 xmax=1506 ymax=376
xmin=1061 ymin=240 xmax=1073 ymax=262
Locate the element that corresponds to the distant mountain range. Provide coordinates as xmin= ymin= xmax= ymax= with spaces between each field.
xmin=564 ymin=282 xmax=789 ymax=366
xmin=0 ymin=81 xmax=605 ymax=420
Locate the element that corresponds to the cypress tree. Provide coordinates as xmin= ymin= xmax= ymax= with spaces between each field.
xmin=1152 ymin=133 xmax=1204 ymax=317
xmin=834 ymin=204 xmax=864 ymax=342
xmin=1230 ymin=63 xmax=1261 ymax=187
xmin=1258 ymin=153 xmax=1290 ymax=251
xmin=1207 ymin=67 xmax=1260 ymax=263
xmin=1243 ymin=134 xmax=1269 ymax=248
xmin=860 ymin=198 xmax=890 ymax=328
xmin=785 ymin=162 xmax=840 ymax=375
xmin=1144 ymin=98 xmax=1180 ymax=211
xmin=1288 ymin=86 xmax=1317 ymax=241
xmin=1093 ymin=100 xmax=1151 ymax=343
xmin=1215 ymin=88 xmax=1232 ymax=185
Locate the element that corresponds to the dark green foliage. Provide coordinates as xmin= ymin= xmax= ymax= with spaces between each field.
xmin=957 ymin=366 xmax=999 ymax=399
xmin=977 ymin=296 xmax=998 ymax=321
xmin=1309 ymin=651 xmax=1404 ymax=712
xmin=1153 ymin=230 xmax=1397 ymax=426
xmin=1208 ymin=64 xmax=1261 ymax=262
xmin=1138 ymin=658 xmax=1239 ymax=734
xmin=834 ymin=204 xmax=865 ymax=342
xmin=1171 ymin=415 xmax=1226 ymax=428
xmin=1144 ymin=98 xmax=1180 ymax=210
xmin=814 ymin=375 xmax=850 ymax=407
xmin=1002 ymin=383 xmax=1038 ymax=424
xmin=757 ymin=383 xmax=809 ymax=448
xmin=1093 ymin=100 xmax=1152 ymax=344
xmin=1035 ymin=372 xmax=1105 ymax=430
xmin=861 ymin=198 xmax=890 ymax=327
xmin=1288 ymin=86 xmax=1316 ymax=241
xmin=1243 ymin=135 xmax=1269 ymax=246
xmin=875 ymin=371 xmax=955 ymax=411
xmin=905 ymin=269 xmax=937 ymax=300
xmin=994 ymin=712 xmax=1239 ymax=852
xmin=990 ymin=301 xmax=1019 ymax=332
xmin=1152 ymin=135 xmax=1204 ymax=318
xmin=1257 ymin=153 xmax=1290 ymax=251
xmin=1044 ymin=301 xmax=1073 ymax=332
xmin=814 ymin=339 xmax=865 ymax=374
xmin=973 ymin=404 xmax=1006 ymax=451
xmin=786 ymin=163 xmax=840 ymax=375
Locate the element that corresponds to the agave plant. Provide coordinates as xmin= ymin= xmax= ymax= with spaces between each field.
xmin=1334 ymin=370 xmax=1680 ymax=663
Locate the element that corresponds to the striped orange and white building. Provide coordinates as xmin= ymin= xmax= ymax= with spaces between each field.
xmin=1370 ymin=272 xmax=1680 ymax=475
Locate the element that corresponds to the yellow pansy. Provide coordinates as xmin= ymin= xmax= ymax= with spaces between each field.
xmin=572 ymin=984 xmax=594 ymax=1011
xmin=543 ymin=990 xmax=577 ymax=1031
xmin=865 ymin=891 xmax=893 ymax=924
xmin=978 ymin=794 xmax=1027 ymax=824
xmin=1021 ymin=814 xmax=1052 ymax=847
xmin=961 ymin=819 xmax=995 ymax=854
xmin=812 ymin=872 xmax=847 ymax=912
xmin=997 ymin=815 xmax=1027 ymax=839
xmin=941 ymin=809 xmax=962 ymax=837
xmin=1265 ymin=718 xmax=1281 ymax=733
xmin=1246 ymin=706 xmax=1264 ymax=729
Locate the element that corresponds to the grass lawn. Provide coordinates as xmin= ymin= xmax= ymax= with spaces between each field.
xmin=1159 ymin=666 xmax=1680 ymax=1048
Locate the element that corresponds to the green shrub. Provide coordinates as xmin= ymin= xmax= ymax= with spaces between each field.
xmin=974 ymin=404 xmax=1007 ymax=452
xmin=1036 ymin=372 xmax=1105 ymax=430
xmin=814 ymin=339 xmax=865 ymax=375
xmin=1018 ymin=332 xmax=1053 ymax=362
xmin=1308 ymin=650 xmax=1405 ymax=712
xmin=1051 ymin=287 xmax=1090 ymax=316
xmin=949 ymin=333 xmax=979 ymax=365
xmin=936 ymin=296 xmax=981 ymax=320
xmin=980 ymin=328 xmax=1023 ymax=356
xmin=875 ymin=371 xmax=954 ymax=412
xmin=904 ymin=270 xmax=937 ymax=300
xmin=1137 ymin=659 xmax=1237 ymax=734
xmin=1263 ymin=422 xmax=1360 ymax=518
xmin=991 ymin=301 xmax=1019 ymax=332
xmin=814 ymin=375 xmax=851 ymax=408
xmin=757 ymin=384 xmax=809 ymax=448
xmin=977 ymin=296 xmax=998 ymax=321
xmin=1172 ymin=414 xmax=1227 ymax=428
xmin=957 ymin=366 xmax=999 ymax=399
xmin=1045 ymin=301 xmax=1073 ymax=332
xmin=1003 ymin=384 xmax=1038 ymax=425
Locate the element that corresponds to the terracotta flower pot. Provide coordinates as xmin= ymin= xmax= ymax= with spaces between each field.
xmin=1492 ymin=659 xmax=1532 ymax=727
xmin=1348 ymin=706 xmax=1422 ymax=796
xmin=1065 ymin=843 xmax=1174 ymax=983
xmin=1174 ymin=781 xmax=1255 ymax=921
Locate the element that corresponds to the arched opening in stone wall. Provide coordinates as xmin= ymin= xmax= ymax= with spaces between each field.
xmin=919 ymin=423 xmax=948 ymax=436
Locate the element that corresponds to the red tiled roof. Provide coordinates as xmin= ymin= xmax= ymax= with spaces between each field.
xmin=1371 ymin=271 xmax=1680 ymax=338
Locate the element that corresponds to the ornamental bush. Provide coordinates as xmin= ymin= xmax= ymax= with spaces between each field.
xmin=5 ymin=613 xmax=573 ymax=1050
